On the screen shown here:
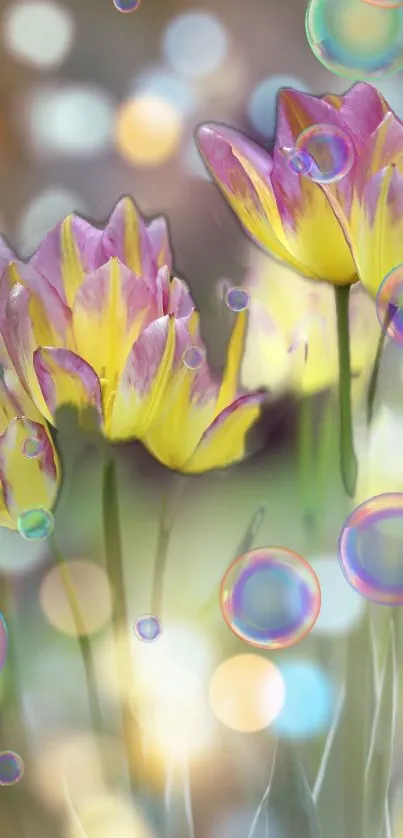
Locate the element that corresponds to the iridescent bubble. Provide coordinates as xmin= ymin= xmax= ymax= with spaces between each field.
xmin=225 ymin=287 xmax=250 ymax=313
xmin=339 ymin=493 xmax=403 ymax=604
xmin=182 ymin=345 xmax=206 ymax=370
xmin=0 ymin=612 xmax=8 ymax=673
xmin=294 ymin=124 xmax=354 ymax=184
xmin=364 ymin=0 xmax=403 ymax=7
xmin=220 ymin=547 xmax=321 ymax=650
xmin=17 ymin=508 xmax=54 ymax=541
xmin=0 ymin=751 xmax=24 ymax=786
xmin=112 ymin=0 xmax=141 ymax=11
xmin=21 ymin=435 xmax=43 ymax=458
xmin=306 ymin=0 xmax=403 ymax=79
xmin=376 ymin=265 xmax=403 ymax=347
xmin=133 ymin=614 xmax=163 ymax=643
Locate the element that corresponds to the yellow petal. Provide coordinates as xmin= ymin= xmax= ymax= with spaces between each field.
xmin=0 ymin=417 xmax=60 ymax=527
xmin=33 ymin=347 xmax=103 ymax=424
xmin=214 ymin=310 xmax=246 ymax=418
xmin=184 ymin=395 xmax=263 ymax=474
xmin=60 ymin=215 xmax=87 ymax=307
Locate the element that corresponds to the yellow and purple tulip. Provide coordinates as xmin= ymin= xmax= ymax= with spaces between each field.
xmin=196 ymin=82 xmax=390 ymax=285
xmin=0 ymin=372 xmax=60 ymax=530
xmin=0 ymin=198 xmax=263 ymax=473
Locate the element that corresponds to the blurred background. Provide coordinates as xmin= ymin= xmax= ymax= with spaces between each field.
xmin=1 ymin=1 xmax=403 ymax=837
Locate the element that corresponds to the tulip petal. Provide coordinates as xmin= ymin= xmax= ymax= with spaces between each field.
xmin=33 ymin=347 xmax=103 ymax=423
xmin=72 ymin=258 xmax=155 ymax=388
xmin=0 ymin=374 xmax=43 ymax=435
xmin=0 ymin=416 xmax=60 ymax=527
xmin=168 ymin=276 xmax=195 ymax=318
xmin=183 ymin=393 xmax=263 ymax=474
xmin=1 ymin=284 xmax=52 ymax=422
xmin=214 ymin=310 xmax=247 ymax=417
xmin=197 ymin=125 xmax=312 ymax=275
xmin=3 ymin=261 xmax=71 ymax=347
xmin=102 ymin=197 xmax=157 ymax=285
xmin=109 ymin=314 xmax=181 ymax=440
xmin=147 ymin=216 xmax=173 ymax=272
xmin=29 ymin=215 xmax=101 ymax=307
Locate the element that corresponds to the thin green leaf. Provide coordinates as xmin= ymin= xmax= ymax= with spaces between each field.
xmin=263 ymin=740 xmax=321 ymax=838
xmin=247 ymin=742 xmax=277 ymax=838
xmin=197 ymin=504 xmax=267 ymax=622
xmin=364 ymin=619 xmax=397 ymax=838
xmin=313 ymin=688 xmax=345 ymax=804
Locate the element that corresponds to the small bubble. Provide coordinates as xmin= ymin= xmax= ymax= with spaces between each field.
xmin=294 ymin=124 xmax=354 ymax=184
xmin=0 ymin=751 xmax=24 ymax=786
xmin=17 ymin=508 xmax=54 ymax=541
xmin=21 ymin=436 xmax=43 ymax=459
xmin=376 ymin=264 xmax=403 ymax=347
xmin=112 ymin=0 xmax=141 ymax=11
xmin=182 ymin=345 xmax=206 ymax=370
xmin=133 ymin=614 xmax=163 ymax=642
xmin=281 ymin=147 xmax=314 ymax=176
xmin=225 ymin=286 xmax=250 ymax=313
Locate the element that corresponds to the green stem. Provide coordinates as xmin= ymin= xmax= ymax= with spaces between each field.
xmin=366 ymin=306 xmax=394 ymax=426
xmin=343 ymin=614 xmax=371 ymax=838
xmin=102 ymin=456 xmax=142 ymax=790
xmin=151 ymin=476 xmax=187 ymax=616
xmin=297 ymin=397 xmax=316 ymax=536
xmin=316 ymin=392 xmax=337 ymax=540
xmin=334 ymin=284 xmax=358 ymax=498
xmin=50 ymin=535 xmax=103 ymax=734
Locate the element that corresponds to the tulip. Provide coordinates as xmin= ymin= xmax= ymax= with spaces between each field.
xmin=0 ymin=371 xmax=60 ymax=529
xmin=197 ymin=82 xmax=391 ymax=497
xmin=0 ymin=198 xmax=263 ymax=474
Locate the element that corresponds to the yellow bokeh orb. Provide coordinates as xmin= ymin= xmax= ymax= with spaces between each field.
xmin=208 ymin=653 xmax=285 ymax=733
xmin=115 ymin=94 xmax=183 ymax=166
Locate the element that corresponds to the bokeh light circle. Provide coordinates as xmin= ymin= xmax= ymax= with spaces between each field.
xmin=162 ymin=11 xmax=228 ymax=79
xmin=310 ymin=555 xmax=365 ymax=635
xmin=39 ymin=560 xmax=113 ymax=636
xmin=115 ymin=95 xmax=182 ymax=167
xmin=294 ymin=124 xmax=354 ymax=184
xmin=18 ymin=508 xmax=54 ymax=541
xmin=113 ymin=0 xmax=141 ymax=11
xmin=305 ymin=0 xmax=403 ymax=79
xmin=376 ymin=265 xmax=403 ymax=347
xmin=225 ymin=287 xmax=250 ymax=313
xmin=220 ymin=547 xmax=321 ymax=649
xmin=273 ymin=660 xmax=335 ymax=739
xmin=247 ymin=75 xmax=309 ymax=138
xmin=0 ymin=612 xmax=8 ymax=673
xmin=3 ymin=1 xmax=74 ymax=70
xmin=182 ymin=345 xmax=206 ymax=370
xmin=0 ymin=751 xmax=24 ymax=786
xmin=339 ymin=493 xmax=403 ymax=604
xmin=208 ymin=654 xmax=285 ymax=733
xmin=133 ymin=614 xmax=162 ymax=643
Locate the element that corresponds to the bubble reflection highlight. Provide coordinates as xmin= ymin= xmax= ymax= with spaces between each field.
xmin=376 ymin=264 xmax=403 ymax=347
xmin=339 ymin=493 xmax=403 ymax=604
xmin=220 ymin=547 xmax=321 ymax=649
xmin=306 ymin=0 xmax=403 ymax=79
xmin=0 ymin=751 xmax=24 ymax=786
xmin=294 ymin=124 xmax=354 ymax=183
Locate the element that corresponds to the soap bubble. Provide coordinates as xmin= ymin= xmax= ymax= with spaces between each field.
xmin=133 ymin=614 xmax=163 ymax=643
xmin=17 ymin=508 xmax=54 ymax=541
xmin=0 ymin=751 xmax=24 ymax=786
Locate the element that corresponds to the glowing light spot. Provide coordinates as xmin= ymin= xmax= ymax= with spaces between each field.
xmin=162 ymin=11 xmax=228 ymax=79
xmin=115 ymin=95 xmax=183 ymax=167
xmin=39 ymin=560 xmax=113 ymax=636
xmin=18 ymin=188 xmax=87 ymax=258
xmin=208 ymin=654 xmax=285 ymax=733
xmin=3 ymin=1 xmax=74 ymax=70
xmin=273 ymin=660 xmax=335 ymax=739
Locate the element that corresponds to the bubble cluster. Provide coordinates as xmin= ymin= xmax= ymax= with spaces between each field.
xmin=220 ymin=547 xmax=321 ymax=650
xmin=225 ymin=287 xmax=250 ymax=313
xmin=112 ymin=0 xmax=141 ymax=12
xmin=133 ymin=614 xmax=163 ymax=643
xmin=0 ymin=751 xmax=24 ymax=786
xmin=306 ymin=0 xmax=403 ymax=79
xmin=339 ymin=493 xmax=403 ymax=604
xmin=0 ymin=612 xmax=8 ymax=673
xmin=293 ymin=124 xmax=354 ymax=183
xmin=376 ymin=265 xmax=403 ymax=347
xmin=17 ymin=508 xmax=54 ymax=541
xmin=182 ymin=345 xmax=206 ymax=370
